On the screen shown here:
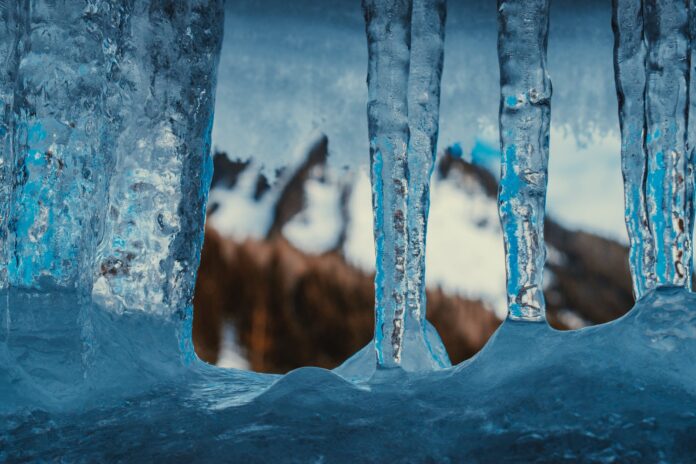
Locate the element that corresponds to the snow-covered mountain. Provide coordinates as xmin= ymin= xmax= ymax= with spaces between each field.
xmin=206 ymin=134 xmax=634 ymax=335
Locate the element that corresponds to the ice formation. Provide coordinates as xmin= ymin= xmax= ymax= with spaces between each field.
xmin=1 ymin=0 xmax=224 ymax=405
xmin=612 ymin=0 xmax=656 ymax=298
xmin=336 ymin=0 xmax=451 ymax=377
xmin=613 ymin=0 xmax=694 ymax=297
xmin=497 ymin=0 xmax=552 ymax=322
xmin=3 ymin=0 xmax=696 ymax=461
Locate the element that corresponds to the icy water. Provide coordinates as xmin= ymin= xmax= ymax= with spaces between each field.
xmin=3 ymin=0 xmax=696 ymax=461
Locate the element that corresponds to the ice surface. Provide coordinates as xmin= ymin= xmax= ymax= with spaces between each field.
xmin=497 ymin=0 xmax=552 ymax=321
xmin=4 ymin=288 xmax=696 ymax=461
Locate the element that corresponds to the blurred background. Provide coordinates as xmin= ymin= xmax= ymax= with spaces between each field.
xmin=191 ymin=0 xmax=635 ymax=373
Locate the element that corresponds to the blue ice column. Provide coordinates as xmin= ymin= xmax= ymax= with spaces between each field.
xmin=3 ymin=1 xmax=115 ymax=291
xmin=92 ymin=0 xmax=224 ymax=357
xmin=497 ymin=0 xmax=552 ymax=322
xmin=0 ymin=1 xmax=223 ymax=399
xmin=688 ymin=0 xmax=696 ymax=283
xmin=612 ymin=0 xmax=657 ymax=299
xmin=337 ymin=0 xmax=449 ymax=377
xmin=0 ymin=1 xmax=129 ymax=401
xmin=0 ymin=2 xmax=23 ymax=291
xmin=405 ymin=0 xmax=450 ymax=369
xmin=364 ymin=0 xmax=413 ymax=368
xmin=643 ymin=0 xmax=692 ymax=288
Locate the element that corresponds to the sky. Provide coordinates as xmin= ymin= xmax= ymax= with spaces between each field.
xmin=213 ymin=0 xmax=627 ymax=242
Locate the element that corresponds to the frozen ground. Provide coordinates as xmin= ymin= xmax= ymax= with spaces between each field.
xmin=2 ymin=287 xmax=696 ymax=461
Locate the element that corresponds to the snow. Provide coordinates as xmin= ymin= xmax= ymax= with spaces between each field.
xmin=208 ymin=166 xmax=275 ymax=240
xmin=342 ymin=169 xmax=377 ymax=270
xmin=216 ymin=324 xmax=250 ymax=370
xmin=426 ymin=179 xmax=507 ymax=318
xmin=282 ymin=175 xmax=344 ymax=254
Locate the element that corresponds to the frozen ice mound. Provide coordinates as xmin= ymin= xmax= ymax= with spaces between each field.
xmin=3 ymin=286 xmax=696 ymax=461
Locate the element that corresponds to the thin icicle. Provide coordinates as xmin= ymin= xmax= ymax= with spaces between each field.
xmin=363 ymin=0 xmax=413 ymax=367
xmin=338 ymin=0 xmax=449 ymax=377
xmin=687 ymin=0 xmax=696 ymax=285
xmin=612 ymin=0 xmax=656 ymax=298
xmin=405 ymin=0 xmax=449 ymax=368
xmin=643 ymin=0 xmax=691 ymax=288
xmin=497 ymin=0 xmax=552 ymax=322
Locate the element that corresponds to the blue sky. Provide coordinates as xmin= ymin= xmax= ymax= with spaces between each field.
xmin=213 ymin=0 xmax=627 ymax=242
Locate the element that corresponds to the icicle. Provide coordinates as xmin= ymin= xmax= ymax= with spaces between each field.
xmin=612 ymin=0 xmax=656 ymax=298
xmin=643 ymin=0 xmax=691 ymax=288
xmin=0 ymin=1 xmax=25 ymax=291
xmin=4 ymin=1 xmax=122 ymax=292
xmin=92 ymin=0 xmax=224 ymax=332
xmin=405 ymin=0 xmax=450 ymax=368
xmin=688 ymin=0 xmax=696 ymax=283
xmin=339 ymin=0 xmax=449 ymax=376
xmin=497 ymin=0 xmax=552 ymax=322
xmin=363 ymin=0 xmax=413 ymax=367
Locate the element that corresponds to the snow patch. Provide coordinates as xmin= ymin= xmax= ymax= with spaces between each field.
xmin=282 ymin=176 xmax=344 ymax=254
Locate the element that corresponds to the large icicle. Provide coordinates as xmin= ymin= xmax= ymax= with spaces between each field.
xmin=405 ymin=0 xmax=450 ymax=368
xmin=336 ymin=0 xmax=449 ymax=377
xmin=1 ymin=1 xmax=130 ymax=400
xmin=363 ymin=0 xmax=413 ymax=367
xmin=0 ymin=1 xmax=24 ymax=291
xmin=643 ymin=0 xmax=691 ymax=288
xmin=0 ymin=0 xmax=21 ymax=289
xmin=5 ymin=1 xmax=113 ymax=291
xmin=612 ymin=0 xmax=656 ymax=298
xmin=497 ymin=0 xmax=552 ymax=322
xmin=92 ymin=0 xmax=224 ymax=339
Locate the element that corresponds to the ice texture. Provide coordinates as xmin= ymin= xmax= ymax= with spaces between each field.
xmin=1 ymin=1 xmax=114 ymax=291
xmin=4 ymin=288 xmax=696 ymax=461
xmin=644 ymin=0 xmax=692 ymax=288
xmin=339 ymin=0 xmax=450 ymax=374
xmin=497 ymin=0 xmax=552 ymax=321
xmin=0 ymin=3 xmax=22 ymax=290
xmin=92 ymin=0 xmax=224 ymax=322
xmin=363 ymin=0 xmax=413 ymax=368
xmin=405 ymin=0 xmax=449 ymax=369
xmin=612 ymin=0 xmax=657 ymax=298
xmin=0 ymin=1 xmax=223 ymax=316
xmin=5 ymin=0 xmax=696 ymax=461
xmin=0 ymin=0 xmax=223 ymax=398
xmin=613 ymin=0 xmax=694 ymax=296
